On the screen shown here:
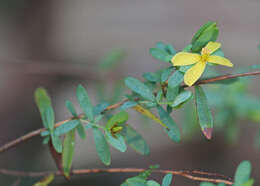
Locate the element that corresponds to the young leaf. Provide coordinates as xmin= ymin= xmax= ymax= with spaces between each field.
xmin=50 ymin=133 xmax=62 ymax=153
xmin=149 ymin=48 xmax=172 ymax=62
xmin=33 ymin=174 xmax=54 ymax=186
xmin=62 ymin=129 xmax=75 ymax=179
xmin=34 ymin=88 xmax=55 ymax=131
xmin=157 ymin=106 xmax=181 ymax=143
xmin=76 ymin=84 xmax=94 ymax=121
xmin=54 ymin=120 xmax=80 ymax=136
xmin=162 ymin=173 xmax=173 ymax=186
xmin=195 ymin=86 xmax=213 ymax=139
xmin=132 ymin=105 xmax=167 ymax=128
xmin=65 ymin=100 xmax=77 ymax=117
xmin=234 ymin=160 xmax=252 ymax=186
xmin=122 ymin=125 xmax=150 ymax=155
xmin=125 ymin=77 xmax=156 ymax=101
xmin=171 ymin=90 xmax=192 ymax=108
xmin=92 ymin=127 xmax=111 ymax=165
xmin=76 ymin=122 xmax=86 ymax=139
xmin=105 ymin=131 xmax=127 ymax=152
xmin=106 ymin=111 xmax=128 ymax=130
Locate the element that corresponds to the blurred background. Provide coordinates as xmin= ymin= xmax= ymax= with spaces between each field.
xmin=0 ymin=0 xmax=259 ymax=185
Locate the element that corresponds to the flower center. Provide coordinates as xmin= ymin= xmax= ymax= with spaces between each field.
xmin=201 ymin=47 xmax=210 ymax=62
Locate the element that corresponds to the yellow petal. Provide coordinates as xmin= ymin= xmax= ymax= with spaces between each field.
xmin=171 ymin=52 xmax=201 ymax=66
xmin=208 ymin=55 xmax=233 ymax=67
xmin=184 ymin=61 xmax=206 ymax=86
xmin=204 ymin=42 xmax=221 ymax=54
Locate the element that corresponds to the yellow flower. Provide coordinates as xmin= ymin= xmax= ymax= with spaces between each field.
xmin=171 ymin=42 xmax=233 ymax=86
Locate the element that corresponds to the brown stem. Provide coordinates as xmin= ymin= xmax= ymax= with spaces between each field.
xmin=0 ymin=70 xmax=260 ymax=154
xmin=0 ymin=168 xmax=233 ymax=185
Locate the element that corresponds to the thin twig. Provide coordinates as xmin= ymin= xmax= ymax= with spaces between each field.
xmin=0 ymin=168 xmax=233 ymax=185
xmin=0 ymin=70 xmax=260 ymax=154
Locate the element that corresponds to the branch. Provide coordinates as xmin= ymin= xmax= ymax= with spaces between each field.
xmin=0 ymin=70 xmax=259 ymax=154
xmin=0 ymin=168 xmax=233 ymax=185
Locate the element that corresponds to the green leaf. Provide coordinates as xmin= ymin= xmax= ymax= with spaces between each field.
xmin=156 ymin=89 xmax=163 ymax=103
xmin=54 ymin=120 xmax=80 ymax=136
xmin=146 ymin=180 xmax=160 ymax=186
xmin=120 ymin=101 xmax=138 ymax=110
xmin=65 ymin=100 xmax=77 ymax=117
xmin=106 ymin=111 xmax=128 ymax=129
xmin=157 ymin=106 xmax=181 ymax=143
xmin=155 ymin=42 xmax=176 ymax=55
xmin=33 ymin=174 xmax=55 ymax=186
xmin=168 ymin=70 xmax=184 ymax=88
xmin=92 ymin=127 xmax=111 ymax=165
xmin=41 ymin=130 xmax=50 ymax=137
xmin=171 ymin=90 xmax=192 ymax=108
xmin=105 ymin=131 xmax=127 ymax=152
xmin=166 ymin=44 xmax=176 ymax=55
xmin=62 ymin=129 xmax=75 ymax=179
xmin=76 ymin=84 xmax=94 ymax=121
xmin=122 ymin=177 xmax=147 ymax=186
xmin=191 ymin=21 xmax=219 ymax=52
xmin=212 ymin=48 xmax=224 ymax=57
xmin=195 ymin=86 xmax=213 ymax=140
xmin=42 ymin=136 xmax=50 ymax=145
xmin=200 ymin=182 xmax=216 ymax=186
xmin=234 ymin=161 xmax=252 ymax=186
xmin=166 ymin=86 xmax=179 ymax=102
xmin=143 ymin=72 xmax=161 ymax=83
xmin=76 ymin=122 xmax=86 ymax=139
xmin=50 ymin=133 xmax=62 ymax=153
xmin=217 ymin=183 xmax=226 ymax=186
xmin=149 ymin=48 xmax=173 ymax=62
xmin=182 ymin=44 xmax=192 ymax=52
xmin=122 ymin=125 xmax=150 ymax=155
xmin=125 ymin=77 xmax=156 ymax=101
xmin=242 ymin=179 xmax=254 ymax=186
xmin=34 ymin=88 xmax=55 ymax=131
xmin=162 ymin=173 xmax=173 ymax=186
xmin=93 ymin=102 xmax=109 ymax=116
xmin=161 ymin=68 xmax=174 ymax=83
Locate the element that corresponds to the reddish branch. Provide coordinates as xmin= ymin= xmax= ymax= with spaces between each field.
xmin=0 ymin=70 xmax=259 ymax=184
xmin=0 ymin=168 xmax=233 ymax=185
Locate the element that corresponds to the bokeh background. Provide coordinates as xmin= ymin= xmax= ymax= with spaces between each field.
xmin=0 ymin=0 xmax=259 ymax=185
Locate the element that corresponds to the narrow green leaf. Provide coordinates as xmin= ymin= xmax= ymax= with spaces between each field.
xmin=54 ymin=120 xmax=80 ymax=136
xmin=166 ymin=86 xmax=179 ymax=102
xmin=168 ymin=70 xmax=184 ymax=88
xmin=149 ymin=48 xmax=172 ymax=62
xmin=195 ymin=86 xmax=213 ymax=139
xmin=162 ymin=173 xmax=173 ymax=186
xmin=65 ymin=100 xmax=77 ymax=117
xmin=105 ymin=131 xmax=127 ymax=152
xmin=143 ymin=72 xmax=161 ymax=83
xmin=34 ymin=88 xmax=55 ymax=130
xmin=125 ymin=77 xmax=156 ymax=101
xmin=51 ymin=134 xmax=62 ymax=153
xmin=120 ymin=101 xmax=138 ymax=110
xmin=106 ymin=111 xmax=128 ymax=130
xmin=122 ymin=177 xmax=147 ymax=186
xmin=93 ymin=127 xmax=111 ymax=165
xmin=62 ymin=129 xmax=75 ymax=179
xmin=234 ymin=161 xmax=252 ymax=186
xmin=33 ymin=174 xmax=55 ymax=186
xmin=147 ymin=180 xmax=160 ymax=186
xmin=161 ymin=68 xmax=174 ymax=83
xmin=166 ymin=44 xmax=176 ymax=55
xmin=93 ymin=102 xmax=109 ymax=116
xmin=122 ymin=125 xmax=150 ymax=155
xmin=171 ymin=90 xmax=192 ymax=108
xmin=76 ymin=84 xmax=94 ymax=121
xmin=200 ymin=182 xmax=216 ymax=186
xmin=156 ymin=89 xmax=163 ymax=103
xmin=76 ymin=122 xmax=86 ymax=139
xmin=157 ymin=105 xmax=181 ymax=143
xmin=42 ymin=136 xmax=50 ymax=145
xmin=41 ymin=130 xmax=50 ymax=137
